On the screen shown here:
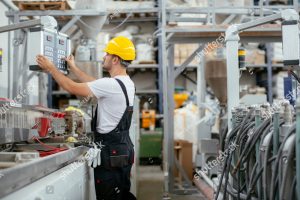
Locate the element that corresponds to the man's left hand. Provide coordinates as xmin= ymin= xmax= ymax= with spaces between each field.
xmin=36 ymin=55 xmax=56 ymax=73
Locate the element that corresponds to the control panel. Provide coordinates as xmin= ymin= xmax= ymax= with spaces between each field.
xmin=27 ymin=27 xmax=70 ymax=75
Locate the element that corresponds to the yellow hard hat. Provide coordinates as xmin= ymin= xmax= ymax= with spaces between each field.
xmin=104 ymin=36 xmax=136 ymax=61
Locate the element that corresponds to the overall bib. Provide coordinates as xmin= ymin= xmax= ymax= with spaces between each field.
xmin=91 ymin=78 xmax=136 ymax=200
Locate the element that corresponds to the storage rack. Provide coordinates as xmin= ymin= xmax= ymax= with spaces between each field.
xmin=158 ymin=0 xmax=300 ymax=196
xmin=3 ymin=0 xmax=300 ymax=197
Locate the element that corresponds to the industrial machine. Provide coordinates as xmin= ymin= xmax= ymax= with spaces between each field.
xmin=27 ymin=27 xmax=71 ymax=74
xmin=0 ymin=15 xmax=139 ymax=199
xmin=195 ymin=8 xmax=300 ymax=199
xmin=214 ymin=101 xmax=297 ymax=200
xmin=0 ymin=98 xmax=140 ymax=199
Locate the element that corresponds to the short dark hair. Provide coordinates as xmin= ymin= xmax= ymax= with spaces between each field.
xmin=112 ymin=55 xmax=132 ymax=67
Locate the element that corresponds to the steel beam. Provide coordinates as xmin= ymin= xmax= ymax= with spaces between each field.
xmin=0 ymin=0 xmax=18 ymax=10
xmin=197 ymin=47 xmax=206 ymax=117
xmin=237 ymin=9 xmax=298 ymax=32
xmin=60 ymin=15 xmax=81 ymax=33
xmin=0 ymin=19 xmax=41 ymax=33
xmin=168 ymin=36 xmax=282 ymax=44
xmin=6 ymin=10 xmax=106 ymax=17
xmin=159 ymin=0 xmax=174 ymax=195
xmin=237 ymin=13 xmax=281 ymax=32
xmin=174 ymin=45 xmax=203 ymax=79
xmin=221 ymin=14 xmax=237 ymax=25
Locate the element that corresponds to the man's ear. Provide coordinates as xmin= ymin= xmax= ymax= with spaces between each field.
xmin=112 ymin=56 xmax=119 ymax=65
xmin=114 ymin=56 xmax=122 ymax=65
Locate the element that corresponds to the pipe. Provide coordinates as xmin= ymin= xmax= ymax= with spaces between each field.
xmin=273 ymin=110 xmax=280 ymax=155
xmin=0 ymin=0 xmax=18 ymax=11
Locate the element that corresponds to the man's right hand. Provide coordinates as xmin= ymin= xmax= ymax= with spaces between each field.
xmin=64 ymin=55 xmax=76 ymax=69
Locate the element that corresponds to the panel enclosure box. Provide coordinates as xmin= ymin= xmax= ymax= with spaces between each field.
xmin=27 ymin=27 xmax=70 ymax=75
xmin=281 ymin=20 xmax=300 ymax=68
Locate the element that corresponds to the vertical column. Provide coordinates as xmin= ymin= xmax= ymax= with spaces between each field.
xmin=159 ymin=0 xmax=173 ymax=195
xmin=167 ymin=44 xmax=175 ymax=193
xmin=197 ymin=46 xmax=205 ymax=118
xmin=12 ymin=13 xmax=20 ymax=99
xmin=266 ymin=44 xmax=273 ymax=104
xmin=225 ymin=26 xmax=240 ymax=130
xmin=157 ymin=2 xmax=164 ymax=114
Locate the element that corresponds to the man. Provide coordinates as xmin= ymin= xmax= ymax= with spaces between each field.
xmin=36 ymin=36 xmax=136 ymax=200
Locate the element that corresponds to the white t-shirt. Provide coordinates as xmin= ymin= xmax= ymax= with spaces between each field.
xmin=87 ymin=75 xmax=135 ymax=133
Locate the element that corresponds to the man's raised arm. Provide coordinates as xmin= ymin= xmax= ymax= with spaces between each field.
xmin=65 ymin=55 xmax=97 ymax=82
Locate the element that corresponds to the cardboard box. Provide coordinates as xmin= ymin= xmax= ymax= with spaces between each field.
xmin=174 ymin=139 xmax=193 ymax=183
xmin=246 ymin=49 xmax=265 ymax=65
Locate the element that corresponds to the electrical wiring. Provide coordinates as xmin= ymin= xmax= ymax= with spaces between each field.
xmin=32 ymin=136 xmax=68 ymax=157
xmin=223 ymin=109 xmax=254 ymax=199
xmin=245 ymin=157 xmax=277 ymax=200
xmin=279 ymin=134 xmax=296 ymax=200
xmin=289 ymin=70 xmax=300 ymax=84
xmin=269 ymin=124 xmax=295 ymax=200
xmin=215 ymin=105 xmax=297 ymax=200
xmin=289 ymin=176 xmax=296 ymax=200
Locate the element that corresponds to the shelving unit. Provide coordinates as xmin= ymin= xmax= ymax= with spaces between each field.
xmin=4 ymin=0 xmax=300 ymax=197
xmin=158 ymin=0 xmax=300 ymax=195
xmin=5 ymin=3 xmax=160 ymax=109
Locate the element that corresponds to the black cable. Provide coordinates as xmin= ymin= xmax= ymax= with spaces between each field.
xmin=236 ymin=123 xmax=255 ymax=200
xmin=245 ymin=156 xmax=276 ymax=200
xmin=289 ymin=176 xmax=296 ymax=200
xmin=234 ymin=118 xmax=271 ymax=174
xmin=269 ymin=124 xmax=296 ymax=200
xmin=225 ymin=110 xmax=255 ymax=199
xmin=279 ymin=133 xmax=296 ymax=200
xmin=215 ymin=110 xmax=255 ymax=200
xmin=289 ymin=70 xmax=300 ymax=84
xmin=263 ymin=130 xmax=273 ymax=200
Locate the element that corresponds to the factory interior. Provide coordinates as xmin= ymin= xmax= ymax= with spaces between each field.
xmin=1 ymin=0 xmax=300 ymax=199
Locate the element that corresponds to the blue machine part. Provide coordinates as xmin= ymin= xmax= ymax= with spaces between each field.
xmin=284 ymin=76 xmax=295 ymax=105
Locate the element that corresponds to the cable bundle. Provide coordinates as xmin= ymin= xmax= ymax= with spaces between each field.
xmin=215 ymin=105 xmax=297 ymax=200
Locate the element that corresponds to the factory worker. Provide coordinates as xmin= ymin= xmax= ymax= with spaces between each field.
xmin=36 ymin=36 xmax=136 ymax=200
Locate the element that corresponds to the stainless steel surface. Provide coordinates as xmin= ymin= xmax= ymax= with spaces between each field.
xmin=0 ymin=146 xmax=88 ymax=198
xmin=1 ymin=159 xmax=90 ymax=200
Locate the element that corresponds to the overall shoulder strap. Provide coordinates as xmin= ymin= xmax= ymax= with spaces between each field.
xmin=115 ymin=78 xmax=129 ymax=107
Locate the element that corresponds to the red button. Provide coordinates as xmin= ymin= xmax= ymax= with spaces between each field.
xmin=112 ymin=150 xmax=117 ymax=154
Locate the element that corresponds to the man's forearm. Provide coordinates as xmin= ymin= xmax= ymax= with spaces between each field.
xmin=49 ymin=67 xmax=93 ymax=97
xmin=71 ymin=65 xmax=96 ymax=82
xmin=50 ymin=67 xmax=76 ymax=93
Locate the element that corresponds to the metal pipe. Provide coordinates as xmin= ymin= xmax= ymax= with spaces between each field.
xmin=237 ymin=12 xmax=281 ymax=32
xmin=255 ymin=107 xmax=262 ymax=198
xmin=266 ymin=44 xmax=273 ymax=104
xmin=0 ymin=0 xmax=18 ymax=10
xmin=0 ymin=19 xmax=41 ymax=33
xmin=273 ymin=110 xmax=280 ymax=155
xmin=197 ymin=47 xmax=206 ymax=118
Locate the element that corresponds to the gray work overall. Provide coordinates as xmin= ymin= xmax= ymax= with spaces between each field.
xmin=91 ymin=78 xmax=136 ymax=200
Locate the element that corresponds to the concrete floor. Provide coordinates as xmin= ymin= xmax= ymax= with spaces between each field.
xmin=137 ymin=166 xmax=207 ymax=200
